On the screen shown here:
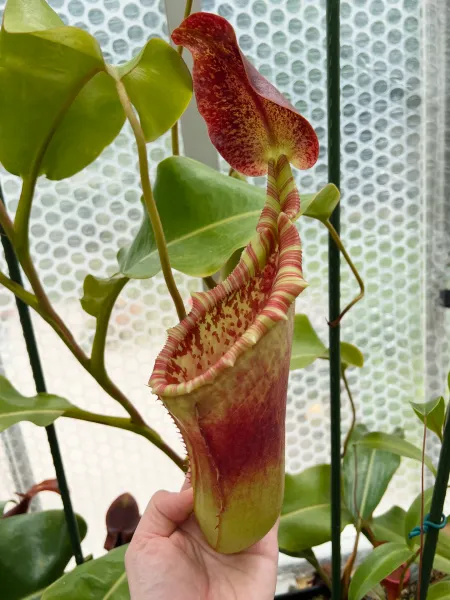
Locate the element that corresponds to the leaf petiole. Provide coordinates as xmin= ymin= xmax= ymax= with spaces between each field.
xmin=325 ymin=219 xmax=365 ymax=327
xmin=64 ymin=406 xmax=186 ymax=471
xmin=111 ymin=70 xmax=186 ymax=322
xmin=171 ymin=0 xmax=194 ymax=155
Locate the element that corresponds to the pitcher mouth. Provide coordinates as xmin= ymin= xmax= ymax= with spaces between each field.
xmin=149 ymin=232 xmax=306 ymax=398
xmin=149 ymin=157 xmax=308 ymax=399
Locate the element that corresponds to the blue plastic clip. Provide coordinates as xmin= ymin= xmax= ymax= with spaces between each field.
xmin=408 ymin=513 xmax=448 ymax=539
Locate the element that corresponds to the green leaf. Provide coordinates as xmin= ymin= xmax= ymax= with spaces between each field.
xmin=340 ymin=342 xmax=365 ymax=369
xmin=117 ymin=39 xmax=192 ymax=143
xmin=42 ymin=545 xmax=129 ymax=600
xmin=0 ymin=0 xmax=123 ymax=179
xmin=411 ymin=396 xmax=445 ymax=441
xmin=0 ymin=376 xmax=73 ymax=432
xmin=290 ymin=315 xmax=327 ymax=371
xmin=0 ymin=510 xmax=87 ymax=600
xmin=278 ymin=464 xmax=351 ymax=553
xmin=348 ymin=543 xmax=415 ymax=600
xmin=300 ymin=183 xmax=340 ymax=222
xmin=118 ymin=156 xmax=266 ymax=279
xmin=355 ymin=432 xmax=436 ymax=476
xmin=321 ymin=342 xmax=364 ymax=369
xmin=80 ymin=275 xmax=127 ymax=318
xmin=428 ymin=580 xmax=450 ymax=600
xmin=118 ymin=158 xmax=344 ymax=280
xmin=41 ymin=72 xmax=125 ymax=180
xmin=290 ymin=315 xmax=364 ymax=371
xmin=20 ymin=591 xmax=46 ymax=600
xmin=371 ymin=506 xmax=407 ymax=545
xmin=344 ymin=425 xmax=401 ymax=521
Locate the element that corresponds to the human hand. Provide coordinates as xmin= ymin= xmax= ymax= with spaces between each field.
xmin=125 ymin=482 xmax=279 ymax=600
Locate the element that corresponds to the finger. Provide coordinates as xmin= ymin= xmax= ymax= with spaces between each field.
xmin=249 ymin=517 xmax=280 ymax=558
xmin=135 ymin=488 xmax=194 ymax=539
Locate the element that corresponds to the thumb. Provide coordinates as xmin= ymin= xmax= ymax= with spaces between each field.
xmin=135 ymin=488 xmax=194 ymax=539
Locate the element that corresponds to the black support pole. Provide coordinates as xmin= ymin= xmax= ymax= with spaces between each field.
xmin=326 ymin=0 xmax=342 ymax=597
xmin=0 ymin=188 xmax=84 ymax=565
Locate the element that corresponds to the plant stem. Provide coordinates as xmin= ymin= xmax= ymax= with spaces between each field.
xmin=341 ymin=439 xmax=361 ymax=598
xmin=341 ymin=367 xmax=356 ymax=458
xmin=2 ymin=184 xmax=145 ymax=425
xmin=417 ymin=416 xmax=427 ymax=600
xmin=91 ymin=277 xmax=129 ymax=374
xmin=113 ymin=76 xmax=186 ymax=322
xmin=171 ymin=0 xmax=194 ymax=155
xmin=0 ymin=196 xmax=84 ymax=565
xmin=361 ymin=524 xmax=378 ymax=546
xmin=64 ymin=406 xmax=186 ymax=471
xmin=325 ymin=219 xmax=365 ymax=327
xmin=0 ymin=270 xmax=38 ymax=308
xmin=203 ymin=276 xmax=217 ymax=290
xmin=305 ymin=550 xmax=332 ymax=591
xmin=171 ymin=126 xmax=180 ymax=156
xmin=281 ymin=549 xmax=332 ymax=592
xmin=96 ymin=374 xmax=145 ymax=426
xmin=341 ymin=527 xmax=361 ymax=598
xmin=14 ymin=173 xmax=39 ymax=257
xmin=0 ymin=197 xmax=14 ymax=241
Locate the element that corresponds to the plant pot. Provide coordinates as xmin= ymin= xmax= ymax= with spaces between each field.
xmin=381 ymin=564 xmax=411 ymax=600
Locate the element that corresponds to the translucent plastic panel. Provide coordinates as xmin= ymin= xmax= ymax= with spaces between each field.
xmin=0 ymin=0 xmax=448 ymax=564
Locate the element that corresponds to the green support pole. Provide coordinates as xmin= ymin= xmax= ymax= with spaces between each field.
xmin=326 ymin=0 xmax=341 ymax=597
xmin=0 ymin=188 xmax=84 ymax=566
xmin=419 ymin=412 xmax=450 ymax=599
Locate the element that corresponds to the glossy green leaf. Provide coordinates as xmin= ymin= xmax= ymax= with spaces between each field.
xmin=118 ymin=156 xmax=265 ymax=279
xmin=0 ymin=510 xmax=87 ymax=600
xmin=41 ymin=72 xmax=125 ymax=180
xmin=0 ymin=376 xmax=73 ymax=432
xmin=370 ymin=506 xmax=406 ymax=545
xmin=348 ymin=543 xmax=415 ymax=600
xmin=411 ymin=396 xmax=445 ymax=441
xmin=428 ymin=580 xmax=450 ymax=600
xmin=300 ymin=183 xmax=340 ymax=222
xmin=42 ymin=545 xmax=129 ymax=600
xmin=80 ymin=275 xmax=128 ymax=318
xmin=405 ymin=488 xmax=450 ymax=572
xmin=117 ymin=39 xmax=192 ymax=142
xmin=290 ymin=315 xmax=327 ymax=371
xmin=278 ymin=464 xmax=351 ymax=553
xmin=118 ymin=157 xmax=340 ymax=280
xmin=355 ymin=432 xmax=436 ymax=476
xmin=344 ymin=425 xmax=401 ymax=522
xmin=0 ymin=0 xmax=123 ymax=179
